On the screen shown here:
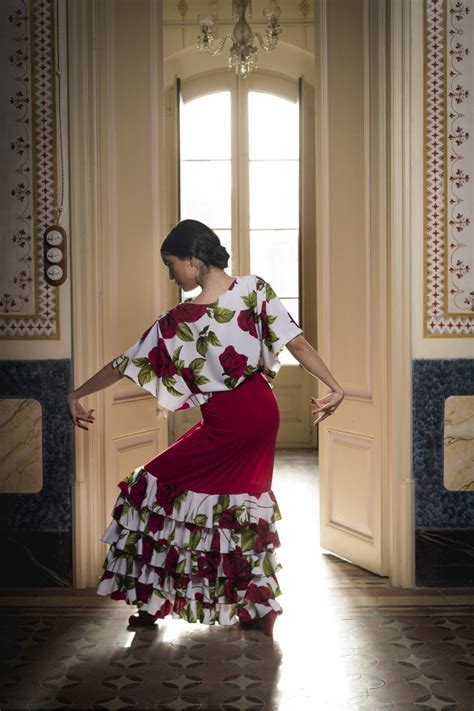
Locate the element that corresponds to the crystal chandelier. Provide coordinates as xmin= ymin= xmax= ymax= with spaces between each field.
xmin=197 ymin=0 xmax=282 ymax=79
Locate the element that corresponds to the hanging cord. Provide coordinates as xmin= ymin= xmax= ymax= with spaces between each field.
xmin=54 ymin=0 xmax=65 ymax=224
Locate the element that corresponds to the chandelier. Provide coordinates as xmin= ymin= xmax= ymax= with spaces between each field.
xmin=197 ymin=0 xmax=282 ymax=79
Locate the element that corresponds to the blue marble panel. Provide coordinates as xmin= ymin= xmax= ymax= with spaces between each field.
xmin=412 ymin=358 xmax=474 ymax=528
xmin=0 ymin=360 xmax=73 ymax=530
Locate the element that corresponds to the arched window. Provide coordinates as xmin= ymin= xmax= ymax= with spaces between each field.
xmin=172 ymin=72 xmax=303 ymax=365
xmin=166 ymin=70 xmax=316 ymax=444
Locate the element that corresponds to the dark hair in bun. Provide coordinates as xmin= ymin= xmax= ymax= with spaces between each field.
xmin=160 ymin=219 xmax=230 ymax=269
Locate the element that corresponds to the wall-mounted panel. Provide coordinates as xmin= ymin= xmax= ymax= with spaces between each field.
xmin=0 ymin=0 xmax=63 ymax=340
xmin=327 ymin=429 xmax=374 ymax=540
xmin=424 ymin=0 xmax=474 ymax=336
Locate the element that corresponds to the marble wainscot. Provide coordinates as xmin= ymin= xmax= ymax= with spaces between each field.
xmin=413 ymin=359 xmax=474 ymax=587
xmin=0 ymin=399 xmax=43 ymax=493
xmin=444 ymin=395 xmax=474 ymax=492
xmin=0 ymin=360 xmax=73 ymax=587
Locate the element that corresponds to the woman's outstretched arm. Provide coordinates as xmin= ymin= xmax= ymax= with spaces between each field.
xmin=285 ymin=334 xmax=345 ymax=426
xmin=67 ymin=360 xmax=122 ymax=430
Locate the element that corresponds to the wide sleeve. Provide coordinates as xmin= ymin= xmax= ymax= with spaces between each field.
xmin=111 ymin=316 xmax=207 ymax=412
xmin=254 ymin=275 xmax=303 ymax=379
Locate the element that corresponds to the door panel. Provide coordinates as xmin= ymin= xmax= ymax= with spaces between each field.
xmin=316 ymin=0 xmax=387 ymax=575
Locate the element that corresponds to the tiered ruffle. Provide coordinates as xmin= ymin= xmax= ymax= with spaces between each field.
xmin=96 ymin=466 xmax=284 ymax=625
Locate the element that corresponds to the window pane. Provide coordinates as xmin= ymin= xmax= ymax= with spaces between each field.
xmin=250 ymin=230 xmax=298 ymax=296
xmin=249 ymin=92 xmax=298 ymax=160
xmin=281 ymin=298 xmax=300 ymax=325
xmin=180 ymin=92 xmax=231 ymax=160
xmin=279 ymin=297 xmax=300 ymax=365
xmin=249 ymin=161 xmax=299 ymax=229
xmin=180 ymin=161 xmax=231 ymax=227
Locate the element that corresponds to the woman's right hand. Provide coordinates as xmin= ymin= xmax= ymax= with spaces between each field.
xmin=67 ymin=394 xmax=95 ymax=431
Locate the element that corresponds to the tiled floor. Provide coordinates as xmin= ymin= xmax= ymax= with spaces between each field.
xmin=1 ymin=450 xmax=474 ymax=710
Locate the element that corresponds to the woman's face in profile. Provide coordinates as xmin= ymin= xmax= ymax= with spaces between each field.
xmin=161 ymin=252 xmax=195 ymax=291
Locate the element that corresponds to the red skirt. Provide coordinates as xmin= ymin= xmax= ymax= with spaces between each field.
xmin=96 ymin=371 xmax=284 ymax=626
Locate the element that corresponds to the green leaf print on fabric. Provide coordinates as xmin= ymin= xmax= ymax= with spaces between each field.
xmin=242 ymin=290 xmax=257 ymax=309
xmin=137 ymin=363 xmax=156 ymax=386
xmin=194 ymin=375 xmax=211 ymax=386
xmin=213 ymin=306 xmax=235 ymax=323
xmin=189 ymin=357 xmax=206 ymax=375
xmin=193 ymin=513 xmax=208 ymax=526
xmin=161 ymin=375 xmax=184 ymax=397
xmin=224 ymin=376 xmax=239 ymax=389
xmin=132 ymin=357 xmax=150 ymax=368
xmin=175 ymin=559 xmax=186 ymax=575
xmin=172 ymin=345 xmax=183 ymax=361
xmin=207 ymin=330 xmax=222 ymax=346
xmin=263 ymin=552 xmax=275 ymax=576
xmin=189 ymin=529 xmax=202 ymax=549
xmin=116 ymin=356 xmax=129 ymax=376
xmin=177 ymin=322 xmax=194 ymax=341
xmin=218 ymin=495 xmax=230 ymax=511
xmin=196 ymin=336 xmax=209 ymax=357
xmin=256 ymin=276 xmax=276 ymax=301
xmin=241 ymin=529 xmax=257 ymax=553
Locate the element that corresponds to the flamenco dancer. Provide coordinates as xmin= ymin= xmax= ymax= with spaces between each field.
xmin=67 ymin=219 xmax=344 ymax=637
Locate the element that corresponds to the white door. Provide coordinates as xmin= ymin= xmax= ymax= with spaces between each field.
xmin=315 ymin=0 xmax=389 ymax=575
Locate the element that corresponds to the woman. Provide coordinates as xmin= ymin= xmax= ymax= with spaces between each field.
xmin=67 ymin=219 xmax=344 ymax=637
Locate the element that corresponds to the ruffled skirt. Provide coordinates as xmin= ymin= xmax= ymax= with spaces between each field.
xmin=96 ymin=371 xmax=283 ymax=626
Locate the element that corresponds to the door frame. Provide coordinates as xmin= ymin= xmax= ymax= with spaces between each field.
xmin=314 ymin=0 xmax=416 ymax=587
xmin=69 ymin=0 xmax=417 ymax=588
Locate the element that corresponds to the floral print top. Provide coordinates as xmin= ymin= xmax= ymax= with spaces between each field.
xmin=111 ymin=275 xmax=303 ymax=412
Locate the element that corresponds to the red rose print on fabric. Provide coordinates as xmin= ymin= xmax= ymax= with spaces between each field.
xmin=222 ymin=550 xmax=251 ymax=585
xmin=197 ymin=552 xmax=220 ymax=579
xmin=219 ymin=345 xmax=248 ymax=378
xmin=113 ymin=503 xmax=124 ymax=520
xmin=218 ymin=509 xmax=240 ymax=529
xmin=128 ymin=475 xmax=148 ymax=508
xmin=158 ymin=311 xmax=178 ymax=338
xmin=141 ymin=536 xmax=154 ymax=564
xmin=164 ymin=546 xmax=179 ymax=573
xmin=238 ymin=608 xmax=252 ymax=623
xmin=155 ymin=481 xmax=176 ymax=515
xmin=147 ymin=513 xmax=165 ymax=534
xmin=237 ymin=308 xmax=258 ymax=338
xmin=174 ymin=303 xmax=208 ymax=323
xmin=182 ymin=366 xmax=202 ymax=394
xmin=245 ymin=583 xmax=272 ymax=604
xmin=148 ymin=339 xmax=177 ymax=378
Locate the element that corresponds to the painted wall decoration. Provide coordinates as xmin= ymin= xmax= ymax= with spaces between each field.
xmin=425 ymin=0 xmax=474 ymax=336
xmin=0 ymin=0 xmax=60 ymax=339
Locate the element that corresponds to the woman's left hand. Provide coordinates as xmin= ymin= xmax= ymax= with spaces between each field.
xmin=310 ymin=391 xmax=344 ymax=426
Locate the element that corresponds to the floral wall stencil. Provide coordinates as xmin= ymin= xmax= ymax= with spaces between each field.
xmin=424 ymin=0 xmax=474 ymax=336
xmin=0 ymin=0 xmax=60 ymax=339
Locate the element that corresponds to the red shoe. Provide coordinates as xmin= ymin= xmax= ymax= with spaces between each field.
xmin=128 ymin=610 xmax=157 ymax=627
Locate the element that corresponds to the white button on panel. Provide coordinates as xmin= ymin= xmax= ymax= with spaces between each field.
xmin=46 ymin=264 xmax=64 ymax=281
xmin=46 ymin=247 xmax=63 ymax=263
xmin=45 ymin=229 xmax=64 ymax=247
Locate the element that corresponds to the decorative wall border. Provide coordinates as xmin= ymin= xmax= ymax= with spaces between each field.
xmin=424 ymin=0 xmax=473 ymax=336
xmin=0 ymin=0 xmax=60 ymax=339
